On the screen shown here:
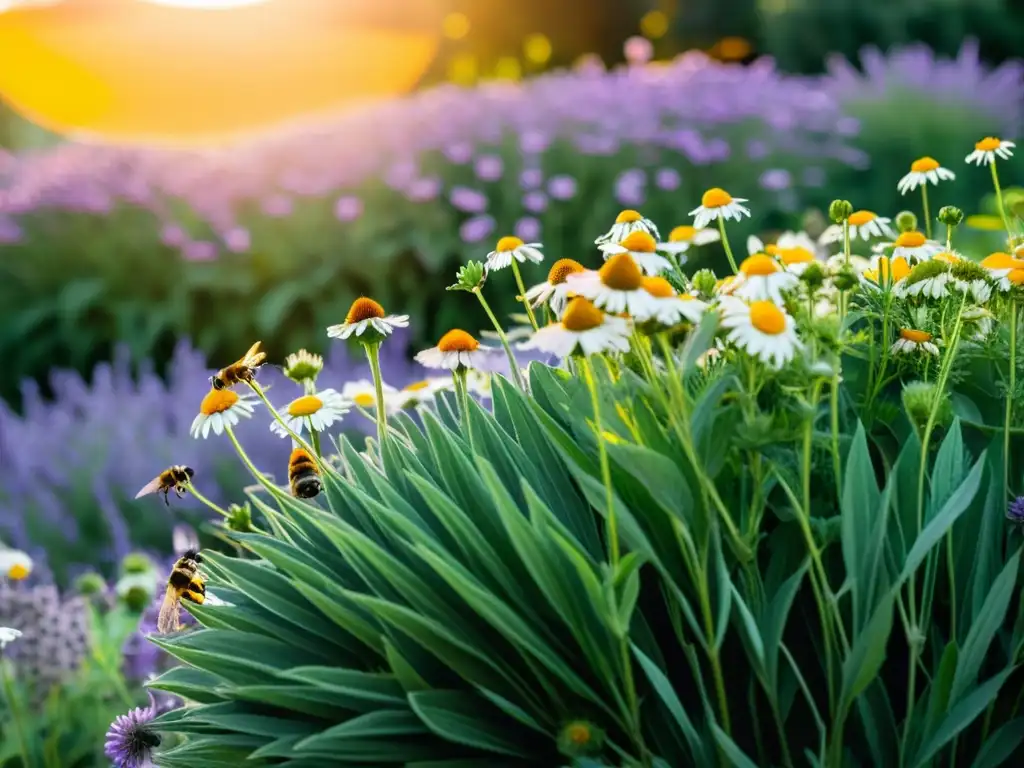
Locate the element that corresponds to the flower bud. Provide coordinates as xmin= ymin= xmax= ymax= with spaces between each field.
xmin=122 ymin=552 xmax=155 ymax=576
xmin=74 ymin=572 xmax=107 ymax=597
xmin=447 ymin=261 xmax=486 ymax=292
xmin=902 ymin=381 xmax=952 ymax=435
xmin=833 ymin=265 xmax=859 ymax=292
xmin=283 ymin=349 xmax=323 ymax=386
xmin=937 ymin=206 xmax=964 ymax=227
xmin=691 ymin=268 xmax=717 ymax=298
xmin=895 ymin=210 xmax=918 ymax=233
xmin=556 ymin=719 xmax=605 ymax=758
xmin=226 ymin=503 xmax=254 ymax=534
xmin=828 ymin=199 xmax=853 ymax=223
xmin=800 ymin=262 xmax=826 ymax=291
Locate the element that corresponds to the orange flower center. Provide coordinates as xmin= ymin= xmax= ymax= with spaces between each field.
xmin=619 ymin=231 xmax=657 ymax=252
xmin=496 ymin=235 xmax=524 ymax=252
xmin=561 ymin=297 xmax=605 ymax=332
xmin=848 ymin=210 xmax=876 ymax=226
xmin=669 ymin=225 xmax=697 ymax=242
xmin=701 ymin=187 xmax=733 ymax=208
xmin=779 ymin=247 xmax=814 ymax=265
xmin=547 ymin=258 xmax=585 ymax=285
xmin=437 ymin=329 xmax=480 ymax=353
xmin=345 ymin=297 xmax=386 ymax=324
xmin=7 ymin=563 xmax=30 ymax=580
xmin=911 ymin=157 xmax=940 ymax=172
xmin=599 ymin=253 xmax=644 ymax=291
xmin=642 ymin=276 xmax=675 ymax=298
xmin=404 ymin=380 xmax=430 ymax=392
xmin=900 ymin=329 xmax=932 ymax=343
xmin=287 ymin=395 xmax=323 ymax=417
xmin=200 ymin=388 xmax=240 ymax=415
xmin=981 ymin=252 xmax=1024 ymax=270
xmin=740 ymin=254 xmax=780 ymax=276
xmin=749 ymin=301 xmax=787 ymax=335
xmin=933 ymin=251 xmax=959 ymax=264
xmin=566 ymin=724 xmax=592 ymax=745
xmin=881 ymin=256 xmax=912 ymax=282
xmin=615 ymin=209 xmax=642 ymax=223
xmin=976 ymin=137 xmax=1002 ymax=152
xmin=1010 ymin=269 xmax=1024 ymax=285
xmin=895 ymin=231 xmax=926 ymax=248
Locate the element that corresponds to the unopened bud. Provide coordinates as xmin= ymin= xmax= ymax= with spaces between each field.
xmin=74 ymin=572 xmax=107 ymax=597
xmin=833 ymin=265 xmax=859 ymax=292
xmin=448 ymin=261 xmax=486 ymax=292
xmin=938 ymin=206 xmax=964 ymax=227
xmin=691 ymin=268 xmax=717 ymax=298
xmin=829 ymin=199 xmax=853 ymax=223
xmin=122 ymin=552 xmax=155 ymax=576
xmin=895 ymin=210 xmax=918 ymax=233
xmin=226 ymin=503 xmax=254 ymax=534
xmin=800 ymin=262 xmax=826 ymax=291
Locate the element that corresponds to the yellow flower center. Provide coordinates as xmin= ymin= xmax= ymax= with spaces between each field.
xmin=545 ymin=259 xmax=584 ymax=285
xmin=200 ymin=388 xmax=240 ymax=415
xmin=1010 ymin=269 xmax=1024 ymax=285
xmin=345 ymin=297 xmax=386 ymax=324
xmin=566 ymin=724 xmax=592 ymax=745
xmin=740 ymin=254 xmax=780 ymax=276
xmin=911 ymin=156 xmax=940 ymax=172
xmin=641 ymin=276 xmax=675 ymax=298
xmin=615 ymin=209 xmax=642 ymax=223
xmin=701 ymin=187 xmax=733 ymax=208
xmin=496 ymin=235 xmax=524 ymax=252
xmin=900 ymin=329 xmax=932 ymax=343
xmin=895 ymin=231 xmax=926 ymax=248
xmin=976 ymin=137 xmax=1002 ymax=151
xmin=287 ymin=395 xmax=324 ymax=417
xmin=848 ymin=210 xmax=876 ymax=226
xmin=618 ymin=231 xmax=657 ymax=252
xmin=561 ymin=297 xmax=605 ymax=332
xmin=933 ymin=251 xmax=959 ymax=264
xmin=437 ymin=329 xmax=480 ymax=353
xmin=404 ymin=380 xmax=430 ymax=392
xmin=669 ymin=225 xmax=697 ymax=242
xmin=354 ymin=393 xmax=375 ymax=407
xmin=749 ymin=301 xmax=787 ymax=335
xmin=599 ymin=253 xmax=644 ymax=291
xmin=981 ymin=252 xmax=1024 ymax=270
xmin=779 ymin=247 xmax=814 ymax=265
xmin=7 ymin=563 xmax=30 ymax=580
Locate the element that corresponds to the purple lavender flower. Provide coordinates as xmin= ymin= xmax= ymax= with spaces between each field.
xmin=443 ymin=142 xmax=473 ymax=164
xmin=105 ymin=693 xmax=160 ymax=768
xmin=522 ymin=191 xmax=548 ymax=214
xmin=654 ymin=168 xmax=680 ymax=192
xmin=746 ymin=140 xmax=769 ymax=160
xmin=405 ymin=177 xmax=441 ymax=203
xmin=459 ymin=215 xmax=495 ymax=243
xmin=614 ymin=169 xmax=646 ymax=207
xmin=1008 ymin=496 xmax=1024 ymax=524
xmin=519 ymin=168 xmax=543 ymax=190
xmin=182 ymin=241 xmax=218 ymax=262
xmin=474 ymin=155 xmax=504 ymax=182
xmin=759 ymin=169 xmax=792 ymax=191
xmin=334 ymin=195 xmax=363 ymax=222
xmin=222 ymin=227 xmax=251 ymax=253
xmin=158 ymin=224 xmax=188 ymax=248
xmin=519 ymin=131 xmax=550 ymax=155
xmin=514 ymin=217 xmax=541 ymax=242
xmin=450 ymin=186 xmax=488 ymax=214
xmin=0 ymin=216 xmax=22 ymax=244
xmin=547 ymin=175 xmax=577 ymax=200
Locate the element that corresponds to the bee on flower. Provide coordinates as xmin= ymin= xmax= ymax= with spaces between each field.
xmin=689 ymin=188 xmax=751 ymax=229
xmin=820 ymin=210 xmax=895 ymax=244
xmin=656 ymin=225 xmax=721 ymax=259
xmin=640 ymin=276 xmax=709 ymax=326
xmin=269 ymin=389 xmax=350 ymax=438
xmin=595 ymin=209 xmax=660 ymax=245
xmin=0 ymin=549 xmax=33 ymax=581
xmin=598 ymin=231 xmax=672 ymax=276
xmin=897 ymin=157 xmax=955 ymax=194
xmin=565 ymin=253 xmax=663 ymax=320
xmin=965 ymin=137 xmax=1015 ymax=166
xmin=732 ymin=253 xmax=800 ymax=305
xmin=523 ymin=258 xmax=586 ymax=316
xmin=719 ymin=296 xmax=801 ymax=369
xmin=326 ymin=297 xmax=409 ymax=342
xmin=522 ymin=296 xmax=632 ymax=358
xmin=190 ymin=388 xmax=258 ymax=439
xmin=485 ymin=236 xmax=544 ymax=272
xmin=893 ymin=261 xmax=953 ymax=300
xmin=892 ymin=329 xmax=940 ymax=356
xmin=415 ymin=329 xmax=495 ymax=371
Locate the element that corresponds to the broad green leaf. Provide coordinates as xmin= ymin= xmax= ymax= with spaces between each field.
xmin=409 ymin=690 xmax=537 ymax=759
xmin=928 ymin=419 xmax=966 ymax=520
xmin=921 ymin=642 xmax=958 ymax=749
xmin=632 ymin=645 xmax=708 ymax=766
xmin=146 ymin=666 xmax=227 ymax=705
xmin=841 ymin=421 xmax=884 ymax=633
xmin=969 ymin=717 xmax=1024 ymax=768
xmin=296 ymin=711 xmax=429 ymax=748
xmin=711 ymin=724 xmax=759 ymax=768
xmin=840 ymin=591 xmax=894 ymax=708
xmin=282 ymin=667 xmax=407 ymax=709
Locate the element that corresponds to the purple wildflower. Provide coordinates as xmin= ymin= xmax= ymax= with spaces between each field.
xmin=547 ymin=175 xmax=577 ymax=200
xmin=405 ymin=177 xmax=441 ymax=203
xmin=182 ymin=241 xmax=218 ymax=262
xmin=221 ymin=227 xmax=251 ymax=253
xmin=759 ymin=169 xmax=792 ymax=191
xmin=474 ymin=154 xmax=504 ymax=182
xmin=450 ymin=186 xmax=488 ymax=214
xmin=522 ymin=191 xmax=548 ymax=214
xmin=460 ymin=215 xmax=495 ymax=243
xmin=514 ymin=217 xmax=541 ymax=242
xmin=158 ymin=224 xmax=188 ymax=248
xmin=654 ymin=168 xmax=680 ymax=192
xmin=614 ymin=169 xmax=646 ymax=207
xmin=0 ymin=216 xmax=22 ymax=244
xmin=334 ymin=195 xmax=363 ymax=222
xmin=624 ymin=36 xmax=653 ymax=65
xmin=519 ymin=168 xmax=543 ymax=190
xmin=260 ymin=194 xmax=293 ymax=217
xmin=105 ymin=693 xmax=160 ymax=768
xmin=1008 ymin=496 xmax=1024 ymax=524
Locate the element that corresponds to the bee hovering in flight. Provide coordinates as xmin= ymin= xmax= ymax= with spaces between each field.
xmin=211 ymin=341 xmax=267 ymax=390
xmin=288 ymin=448 xmax=322 ymax=499
xmin=135 ymin=465 xmax=194 ymax=507
xmin=157 ymin=549 xmax=205 ymax=634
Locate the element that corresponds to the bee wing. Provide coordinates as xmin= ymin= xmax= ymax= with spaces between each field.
xmin=242 ymin=340 xmax=264 ymax=365
xmin=173 ymin=525 xmax=200 ymax=556
xmin=135 ymin=476 xmax=165 ymax=499
xmin=156 ymin=586 xmax=183 ymax=634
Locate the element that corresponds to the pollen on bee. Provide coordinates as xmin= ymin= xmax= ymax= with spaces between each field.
xmin=437 ymin=329 xmax=480 ymax=353
xmin=345 ymin=297 xmax=386 ymax=324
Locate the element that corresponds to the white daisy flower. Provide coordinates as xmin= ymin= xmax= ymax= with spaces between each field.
xmin=641 ymin=276 xmax=709 ymax=326
xmin=819 ymin=210 xmax=895 ymax=244
xmin=415 ymin=329 xmax=495 ymax=371
xmin=980 ymin=252 xmax=1024 ymax=281
xmin=397 ymin=377 xmax=453 ymax=407
xmin=965 ymin=137 xmax=1016 ymax=166
xmin=599 ymin=231 xmax=672 ymax=276
xmin=0 ymin=550 xmax=32 ymax=581
xmin=827 ymin=253 xmax=872 ymax=274
xmin=521 ymin=297 xmax=632 ymax=358
xmin=689 ymin=188 xmax=751 ymax=229
xmin=719 ymin=296 xmax=801 ymax=369
xmin=657 ymin=224 xmax=720 ymax=257
xmin=485 ymin=236 xmax=544 ymax=272
xmin=887 ymin=231 xmax=944 ymax=262
xmin=892 ymin=328 xmax=939 ymax=356
xmin=282 ymin=349 xmax=324 ymax=385
xmin=733 ymin=253 xmax=800 ymax=305
xmin=897 ymin=157 xmax=955 ymax=194
xmin=524 ymin=259 xmax=587 ymax=316
xmin=327 ymin=297 xmax=409 ymax=341
xmin=341 ymin=379 xmax=401 ymax=415
xmin=750 ymin=231 xmax=822 ymax=275
xmin=190 ymin=388 xmax=258 ymax=439
xmin=595 ymin=209 xmax=660 ymax=245
xmin=0 ymin=627 xmax=22 ymax=650
xmin=270 ymin=388 xmax=350 ymax=438
xmin=963 ymin=306 xmax=996 ymax=340
xmin=895 ymin=270 xmax=952 ymax=299
xmin=565 ymin=253 xmax=663 ymax=320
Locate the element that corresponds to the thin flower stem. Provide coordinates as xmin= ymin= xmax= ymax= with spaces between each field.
xmin=718 ymin=217 xmax=739 ymax=274
xmin=224 ymin=425 xmax=280 ymax=499
xmin=473 ymin=287 xmax=525 ymax=390
xmin=510 ymin=261 xmax=539 ymax=331
xmin=667 ymin=251 xmax=689 ymax=287
xmin=991 ymin=161 xmax=1012 ymax=235
xmin=831 ymin=373 xmax=843 ymax=502
xmin=699 ymin=571 xmax=733 ymax=736
xmin=1006 ymin=301 xmax=1017 ymax=503
xmin=1 ymin=659 xmax=33 ymax=768
xmin=921 ymin=184 xmax=932 ymax=240
xmin=946 ymin=224 xmax=954 ymax=251
xmin=248 ymin=382 xmax=317 ymax=458
xmin=184 ymin=482 xmax=231 ymax=519
xmin=364 ymin=343 xmax=389 ymax=448
xmin=309 ymin=419 xmax=322 ymax=458
xmin=581 ymin=356 xmax=619 ymax=566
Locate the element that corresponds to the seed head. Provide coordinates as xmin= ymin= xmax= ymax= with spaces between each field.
xmin=226 ymin=503 xmax=254 ymax=534
xmin=832 ymin=265 xmax=859 ymax=292
xmin=556 ymin=719 xmax=605 ymax=758
xmin=902 ymin=381 xmax=952 ymax=435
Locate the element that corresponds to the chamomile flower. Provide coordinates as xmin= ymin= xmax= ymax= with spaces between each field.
xmin=756 ymin=232 xmax=822 ymax=275
xmin=980 ymin=252 xmax=1024 ymax=281
xmin=341 ymin=379 xmax=400 ymax=412
xmin=733 ymin=253 xmax=800 ymax=305
xmin=657 ymin=225 xmax=720 ymax=257
xmin=524 ymin=259 xmax=586 ymax=317
xmin=641 ymin=276 xmax=708 ymax=326
xmin=965 ymin=137 xmax=1016 ymax=166
xmin=465 ymin=369 xmax=495 ymax=400
xmin=862 ymin=255 xmax=912 ymax=290
xmin=948 ymin=259 xmax=994 ymax=302
xmin=566 ymin=254 xmax=662 ymax=320
xmin=397 ymin=377 xmax=453 ymax=407
xmin=0 ymin=627 xmax=21 ymax=650
xmin=897 ymin=157 xmax=955 ymax=194
xmin=827 ymin=253 xmax=872 ymax=274
xmin=485 ymin=236 xmax=544 ymax=271
xmin=0 ymin=549 xmax=32 ymax=581
xmin=719 ymin=296 xmax=801 ymax=369
xmin=282 ymin=349 xmax=323 ymax=386
xmin=599 ymin=231 xmax=672 ymax=275
xmin=190 ymin=389 xmax=257 ymax=439
xmin=894 ymin=261 xmax=952 ymax=299
xmin=888 ymin=231 xmax=943 ymax=262
xmin=892 ymin=329 xmax=939 ymax=356
xmin=416 ymin=329 xmax=494 ymax=371
xmin=522 ymin=297 xmax=632 ymax=358
xmin=963 ymin=306 xmax=996 ymax=341
xmin=326 ymin=297 xmax=409 ymax=341
xmin=270 ymin=389 xmax=350 ymax=438
xmin=595 ymin=209 xmax=660 ymax=246
xmin=820 ymin=210 xmax=895 ymax=244
xmin=689 ymin=188 xmax=751 ymax=229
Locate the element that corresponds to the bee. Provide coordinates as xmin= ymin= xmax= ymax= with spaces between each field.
xmin=211 ymin=341 xmax=267 ymax=390
xmin=135 ymin=465 xmax=194 ymax=506
xmin=157 ymin=549 xmax=206 ymax=634
xmin=288 ymin=448 xmax=322 ymax=499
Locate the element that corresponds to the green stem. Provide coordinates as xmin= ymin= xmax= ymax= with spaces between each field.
xmin=248 ymin=382 xmax=317 ymax=458
xmin=309 ymin=419 xmax=322 ymax=459
xmin=667 ymin=250 xmax=689 ymax=287
xmin=1006 ymin=301 xmax=1017 ymax=503
xmin=1 ymin=658 xmax=34 ymax=768
xmin=225 ymin=426 xmax=281 ymax=499
xmin=718 ymin=216 xmax=739 ymax=274
xmin=473 ymin=287 xmax=525 ymax=389
xmin=991 ymin=161 xmax=1012 ymax=235
xmin=364 ymin=343 xmax=389 ymax=448
xmin=581 ymin=356 xmax=618 ymax=566
xmin=830 ymin=373 xmax=843 ymax=503
xmin=184 ymin=482 xmax=231 ymax=519
xmin=510 ymin=261 xmax=539 ymax=331
xmin=946 ymin=224 xmax=954 ymax=251
xmin=921 ymin=184 xmax=932 ymax=240
xmin=699 ymin=571 xmax=733 ymax=736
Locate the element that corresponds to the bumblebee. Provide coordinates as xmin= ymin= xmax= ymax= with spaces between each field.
xmin=135 ymin=465 xmax=194 ymax=506
xmin=211 ymin=341 xmax=267 ymax=390
xmin=157 ymin=549 xmax=205 ymax=634
xmin=289 ymin=448 xmax=322 ymax=499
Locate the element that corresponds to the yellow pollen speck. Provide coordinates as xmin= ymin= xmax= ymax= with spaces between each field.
xmin=619 ymin=231 xmax=656 ymax=252
xmin=547 ymin=258 xmax=585 ymax=285
xmin=901 ymin=329 xmax=932 ymax=343
xmin=561 ymin=297 xmax=606 ymax=332
xmin=701 ymin=187 xmax=733 ymax=208
xmin=354 ymin=393 xmax=375 ymax=407
xmin=287 ymin=395 xmax=323 ymax=417
xmin=496 ymin=235 xmax=524 ymax=252
xmin=669 ymin=225 xmax=696 ymax=242
xmin=749 ymin=301 xmax=786 ymax=335
xmin=896 ymin=231 xmax=926 ymax=248
xmin=642 ymin=276 xmax=675 ymax=298
xmin=911 ymin=157 xmax=940 ymax=172
xmin=976 ymin=137 xmax=1002 ymax=151
xmin=615 ymin=209 xmax=643 ymax=224
xmin=200 ymin=388 xmax=240 ymax=415
xmin=599 ymin=253 xmax=644 ymax=290
xmin=345 ymin=297 xmax=386 ymax=324
xmin=848 ymin=210 xmax=876 ymax=226
xmin=7 ymin=563 xmax=30 ymax=580
xmin=779 ymin=247 xmax=813 ymax=265
xmin=740 ymin=254 xmax=780 ymax=276
xmin=437 ymin=329 xmax=480 ymax=353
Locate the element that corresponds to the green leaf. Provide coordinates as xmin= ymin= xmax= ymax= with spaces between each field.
xmin=928 ymin=419 xmax=966 ymax=520
xmin=296 ymin=711 xmax=429 ymax=748
xmin=841 ymin=421 xmax=885 ymax=633
xmin=146 ymin=666 xmax=227 ymax=704
xmin=409 ymin=690 xmax=537 ymax=759
xmin=711 ymin=724 xmax=759 ymax=768
xmin=921 ymin=642 xmax=958 ymax=747
xmin=969 ymin=718 xmax=1024 ymax=768
xmin=632 ymin=645 xmax=708 ymax=766
xmin=840 ymin=591 xmax=894 ymax=709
